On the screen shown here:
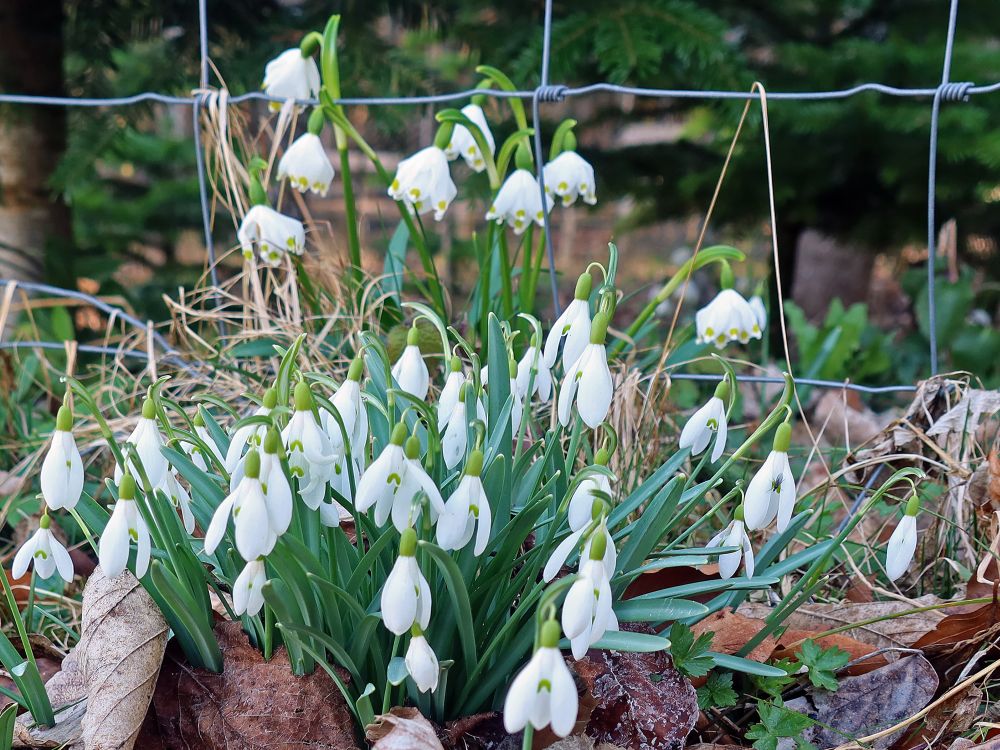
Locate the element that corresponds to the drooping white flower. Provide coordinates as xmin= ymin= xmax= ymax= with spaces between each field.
xmin=678 ymin=381 xmax=730 ymax=463
xmin=444 ymin=104 xmax=495 ymax=173
xmin=233 ymin=559 xmax=267 ymax=617
xmin=437 ymin=357 xmax=467 ymax=430
xmin=390 ymin=436 xmax=446 ymax=532
xmin=706 ymin=508 xmax=754 ymax=580
xmin=281 ymin=382 xmax=335 ymax=510
xmin=749 ymin=295 xmax=767 ymax=332
xmin=744 ymin=423 xmax=796 ymax=532
xmin=562 ymin=553 xmax=613 ymax=659
xmin=262 ymin=49 xmax=320 ymax=110
xmin=356 ymin=424 xmax=408 ymax=527
xmin=184 ymin=411 xmax=225 ymax=473
xmin=12 ymin=515 xmax=73 ymax=583
xmin=156 ymin=471 xmax=195 ymax=534
xmin=405 ymin=627 xmax=440 ymax=693
xmin=225 ymin=389 xmax=276 ymax=473
xmin=544 ymin=273 xmax=593 ymax=369
xmin=695 ymin=289 xmax=765 ymax=348
xmin=543 ymin=524 xmax=617 ymax=583
xmin=321 ymin=357 xmax=368 ymax=467
xmin=278 ymin=132 xmax=335 ymax=195
xmin=40 ymin=405 xmax=83 ymax=511
xmin=113 ymin=399 xmax=169 ymax=488
xmin=517 ymin=340 xmax=553 ymax=403
xmin=203 ymin=451 xmax=276 ymax=561
xmin=99 ymin=474 xmax=151 ymax=578
xmin=437 ymin=451 xmax=492 ymax=555
xmin=486 ymin=168 xmax=552 ymax=235
xmin=388 ymin=146 xmax=457 ymax=221
xmin=558 ymin=313 xmax=613 ymax=429
xmin=507 ymin=358 xmax=524 ymax=430
xmin=442 ymin=385 xmax=471 ymax=471
xmin=381 ymin=530 xmax=432 ymax=635
xmin=503 ymin=620 xmax=578 ymax=737
xmin=544 ymin=150 xmax=597 ymax=207
xmin=238 ymin=205 xmax=306 ymax=267
xmin=391 ymin=326 xmax=430 ymax=402
xmin=567 ymin=464 xmax=614 ymax=532
xmin=261 ymin=429 xmax=293 ymax=536
xmin=886 ymin=497 xmax=919 ymax=582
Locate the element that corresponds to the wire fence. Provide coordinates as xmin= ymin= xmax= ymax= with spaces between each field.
xmin=1 ymin=0 xmax=997 ymax=396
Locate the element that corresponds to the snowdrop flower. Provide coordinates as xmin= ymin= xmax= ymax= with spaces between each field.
xmin=744 ymin=423 xmax=796 ymax=532
xmin=558 ymin=312 xmax=614 ymax=429
xmin=233 ymin=559 xmax=267 ymax=617
xmin=388 ymin=146 xmax=457 ymax=221
xmin=679 ymin=379 xmax=730 ymax=463
xmin=886 ymin=495 xmax=919 ymax=582
xmin=40 ymin=405 xmax=83 ymax=511
xmin=517 ymin=335 xmax=553 ymax=403
xmin=567 ymin=455 xmax=614 ymax=532
xmin=225 ymin=388 xmax=276 ymax=473
xmin=261 ymin=428 xmax=293 ymax=536
xmin=543 ymin=522 xmax=617 ymax=583
xmin=262 ymin=49 xmax=320 ymax=110
xmin=282 ymin=382 xmax=335 ymax=510
xmin=156 ymin=471 xmax=195 ymax=534
xmin=381 ymin=529 xmax=432 ymax=635
xmin=437 ymin=450 xmax=492 ymax=555
xmin=544 ymin=150 xmax=597 ymax=207
xmin=185 ymin=410 xmax=224 ymax=473
xmin=442 ymin=383 xmax=472 ymax=470
xmin=695 ymin=288 xmax=765 ymax=348
xmin=204 ymin=450 xmax=275 ymax=561
xmin=707 ymin=505 xmax=754 ymax=579
xmin=356 ymin=424 xmax=407 ymax=526
xmin=12 ymin=514 xmax=73 ymax=583
xmin=322 ymin=357 xmax=368 ymax=466
xmin=278 ymin=132 xmax=335 ymax=196
xmin=100 ymin=474 xmax=151 ymax=578
xmin=503 ymin=620 xmax=578 ymax=737
xmin=391 ymin=326 xmax=429 ymax=402
xmin=508 ymin=357 xmax=524 ymax=430
xmin=486 ymin=168 xmax=552 ymax=235
xmin=444 ymin=103 xmax=495 ymax=173
xmin=238 ymin=205 xmax=305 ymax=266
xmin=544 ymin=273 xmax=593 ymax=370
xmin=562 ymin=534 xmax=614 ymax=659
xmin=391 ymin=435 xmax=446 ymax=532
xmin=438 ymin=357 xmax=467 ymax=430
xmin=114 ymin=399 xmax=168 ymax=488
xmin=405 ymin=626 xmax=440 ymax=693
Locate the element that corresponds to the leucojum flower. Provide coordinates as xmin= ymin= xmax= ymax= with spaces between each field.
xmin=707 ymin=504 xmax=754 ymax=579
xmin=544 ymin=149 xmax=597 ymax=207
xmin=695 ymin=288 xmax=766 ymax=348
xmin=262 ymin=48 xmax=320 ymax=109
xmin=744 ymin=422 xmax=796 ymax=532
xmin=237 ymin=204 xmax=306 ymax=266
xmin=381 ymin=529 xmax=432 ymax=635
xmin=278 ymin=122 xmax=335 ymax=196
xmin=504 ymin=619 xmax=579 ymax=737
xmin=444 ymin=103 xmax=495 ymax=173
xmin=437 ymin=450 xmax=492 ymax=555
xmin=558 ymin=312 xmax=614 ymax=429
xmin=544 ymin=272 xmax=593 ymax=371
xmin=12 ymin=513 xmax=74 ymax=583
xmin=40 ymin=404 xmax=83 ymax=510
xmin=392 ymin=325 xmax=430 ymax=401
xmin=486 ymin=168 xmax=552 ymax=235
xmin=100 ymin=473 xmax=151 ymax=578
xmin=885 ymin=494 xmax=919 ymax=582
xmin=388 ymin=145 xmax=457 ymax=221
xmin=678 ymin=379 xmax=730 ymax=463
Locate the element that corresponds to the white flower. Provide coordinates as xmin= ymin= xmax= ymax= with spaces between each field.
xmin=322 ymin=358 xmax=368 ymax=465
xmin=486 ymin=168 xmax=552 ymax=235
xmin=543 ymin=275 xmax=593 ymax=369
xmin=886 ymin=502 xmax=919 ymax=582
xmin=563 ymin=557 xmax=613 ymax=659
xmin=391 ymin=437 xmax=446 ymax=532
xmin=444 ymin=104 xmax=495 ymax=173
xmin=381 ymin=531 xmax=432 ymax=635
xmin=238 ymin=205 xmax=305 ymax=266
xmin=543 ymin=525 xmax=617 ymax=583
xmin=156 ymin=471 xmax=195 ymax=534
xmin=558 ymin=314 xmax=613 ymax=429
xmin=567 ymin=471 xmax=613 ymax=532
xmin=356 ymin=427 xmax=407 ymax=526
xmin=517 ymin=343 xmax=553 ymax=403
xmin=544 ymin=151 xmax=597 ymax=207
xmin=437 ymin=453 xmax=492 ymax=555
xmin=260 ymin=432 xmax=293 ymax=536
xmin=679 ymin=388 xmax=729 ymax=463
xmin=99 ymin=475 xmax=151 ymax=578
xmin=388 ymin=146 xmax=456 ymax=221
xmin=233 ymin=559 xmax=267 ymax=617
xmin=114 ymin=399 xmax=168 ymax=488
xmin=707 ymin=511 xmax=754 ymax=580
xmin=749 ymin=296 xmax=767 ymax=331
xmin=40 ymin=406 xmax=83 ymax=511
xmin=392 ymin=327 xmax=430 ymax=402
xmin=278 ymin=132 xmax=335 ymax=195
xmin=442 ymin=392 xmax=470 ymax=470
xmin=185 ymin=412 xmax=224 ymax=472
xmin=744 ymin=424 xmax=796 ymax=532
xmin=225 ymin=391 xmax=275 ymax=472
xmin=405 ymin=630 xmax=440 ymax=693
xmin=203 ymin=451 xmax=276 ymax=561
xmin=695 ymin=289 xmax=765 ymax=348
xmin=12 ymin=517 xmax=73 ymax=583
xmin=503 ymin=621 xmax=578 ymax=737
xmin=437 ymin=358 xmax=467 ymax=430
xmin=262 ymin=49 xmax=320 ymax=109
xmin=282 ymin=383 xmax=335 ymax=510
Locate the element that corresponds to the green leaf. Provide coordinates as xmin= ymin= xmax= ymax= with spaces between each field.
xmin=746 ymin=700 xmax=816 ymax=750
xmin=0 ymin=701 xmax=17 ymax=749
xmin=751 ymin=657 xmax=798 ymax=698
xmin=697 ymin=671 xmax=738 ymax=710
xmin=615 ymin=598 xmax=709 ymax=622
xmin=572 ymin=630 xmax=670 ymax=653
xmin=668 ymin=622 xmax=714 ymax=677
xmin=419 ymin=541 xmax=478 ymax=679
xmin=796 ymin=639 xmax=849 ymax=692
xmin=387 ymin=656 xmax=409 ymax=686
xmin=708 ymin=652 xmax=789 ymax=677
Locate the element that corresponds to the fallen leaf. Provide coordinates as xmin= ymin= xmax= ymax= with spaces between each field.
xmin=367 ymin=707 xmax=444 ymax=750
xmin=150 ymin=620 xmax=359 ymax=750
xmin=894 ymin=684 xmax=982 ymax=748
xmin=779 ymin=655 xmax=938 ymax=750
xmin=912 ymin=596 xmax=1000 ymax=674
xmin=771 ymin=630 xmax=881 ymax=674
xmin=690 ymin=609 xmax=775 ymax=664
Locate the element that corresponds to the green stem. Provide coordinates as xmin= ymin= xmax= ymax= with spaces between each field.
xmin=498 ymin=232 xmax=514 ymax=319
xmin=24 ymin=571 xmax=36 ymax=633
xmin=264 ymin=604 xmax=274 ymax=660
xmin=339 ymin=145 xmax=362 ymax=286
xmin=522 ymin=725 xmax=534 ymax=750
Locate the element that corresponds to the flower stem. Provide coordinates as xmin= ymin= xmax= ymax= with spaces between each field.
xmin=522 ymin=725 xmax=534 ymax=750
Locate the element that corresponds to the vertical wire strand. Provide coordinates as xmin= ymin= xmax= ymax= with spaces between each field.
xmin=534 ymin=0 xmax=562 ymax=318
xmin=198 ymin=0 xmax=210 ymax=89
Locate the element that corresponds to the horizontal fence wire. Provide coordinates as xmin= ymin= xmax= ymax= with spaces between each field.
xmin=0 ymin=0 xmax=992 ymax=397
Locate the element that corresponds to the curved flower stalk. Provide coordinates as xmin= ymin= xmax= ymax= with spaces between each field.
xmin=744 ymin=422 xmax=796 ymax=532
xmin=233 ymin=559 xmax=268 ymax=617
xmin=40 ymin=405 xmax=83 ymax=511
xmin=679 ymin=378 xmax=730 ymax=463
xmin=516 ymin=334 xmax=553 ymax=404
xmin=388 ymin=146 xmax=457 ymax=221
xmin=504 ymin=619 xmax=578 ymax=737
xmin=707 ymin=505 xmax=754 ymax=579
xmin=544 ymin=150 xmax=597 ymax=207
xmin=886 ymin=494 xmax=919 ymax=582
xmin=558 ymin=312 xmax=614 ymax=429
xmin=225 ymin=388 xmax=277 ymax=473
xmin=405 ymin=625 xmax=440 ymax=693
xmin=262 ymin=48 xmax=320 ymax=109
xmin=12 ymin=514 xmax=73 ymax=583
xmin=238 ymin=204 xmax=306 ymax=267
xmin=567 ymin=453 xmax=615 ymax=532
xmin=100 ymin=473 xmax=151 ymax=579
xmin=392 ymin=325 xmax=430 ymax=402
xmin=437 ymin=450 xmax=492 ymax=555
xmin=544 ymin=272 xmax=593 ymax=370
xmin=282 ymin=381 xmax=335 ymax=511
xmin=204 ymin=450 xmax=276 ymax=561
xmin=113 ymin=398 xmax=168 ymax=488
xmin=444 ymin=103 xmax=495 ymax=173
xmin=486 ymin=168 xmax=552 ymax=235
xmin=381 ymin=529 xmax=432 ymax=635
xmin=185 ymin=411 xmax=224 ymax=473
xmin=695 ymin=288 xmax=766 ymax=348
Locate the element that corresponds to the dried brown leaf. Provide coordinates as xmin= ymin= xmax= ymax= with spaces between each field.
xmin=367 ymin=707 xmax=444 ymax=750
xmin=690 ymin=609 xmax=776 ymax=664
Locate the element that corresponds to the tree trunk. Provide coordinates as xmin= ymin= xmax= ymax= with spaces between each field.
xmin=790 ymin=229 xmax=874 ymax=321
xmin=0 ymin=0 xmax=69 ymax=282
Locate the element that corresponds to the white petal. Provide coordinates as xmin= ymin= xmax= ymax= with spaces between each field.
xmin=886 ymin=514 xmax=917 ymax=581
xmin=576 ymin=346 xmax=613 ymax=429
xmin=547 ymin=650 xmax=579 ymax=737
xmin=50 ymin=534 xmax=75 ymax=583
xmin=11 ymin=535 xmax=38 ymax=580
xmin=100 ymin=502 xmax=132 ymax=578
xmin=381 ymin=558 xmax=418 ymax=635
xmin=503 ymin=654 xmax=542 ymax=733
xmin=405 ymin=635 xmax=440 ymax=693
xmin=743 ymin=453 xmax=778 ymax=530
xmin=234 ymin=483 xmax=271 ymax=561
xmin=775 ymin=453 xmax=797 ymax=533
xmin=203 ymin=494 xmax=237 ymax=555
xmin=543 ymin=529 xmax=584 ymax=582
